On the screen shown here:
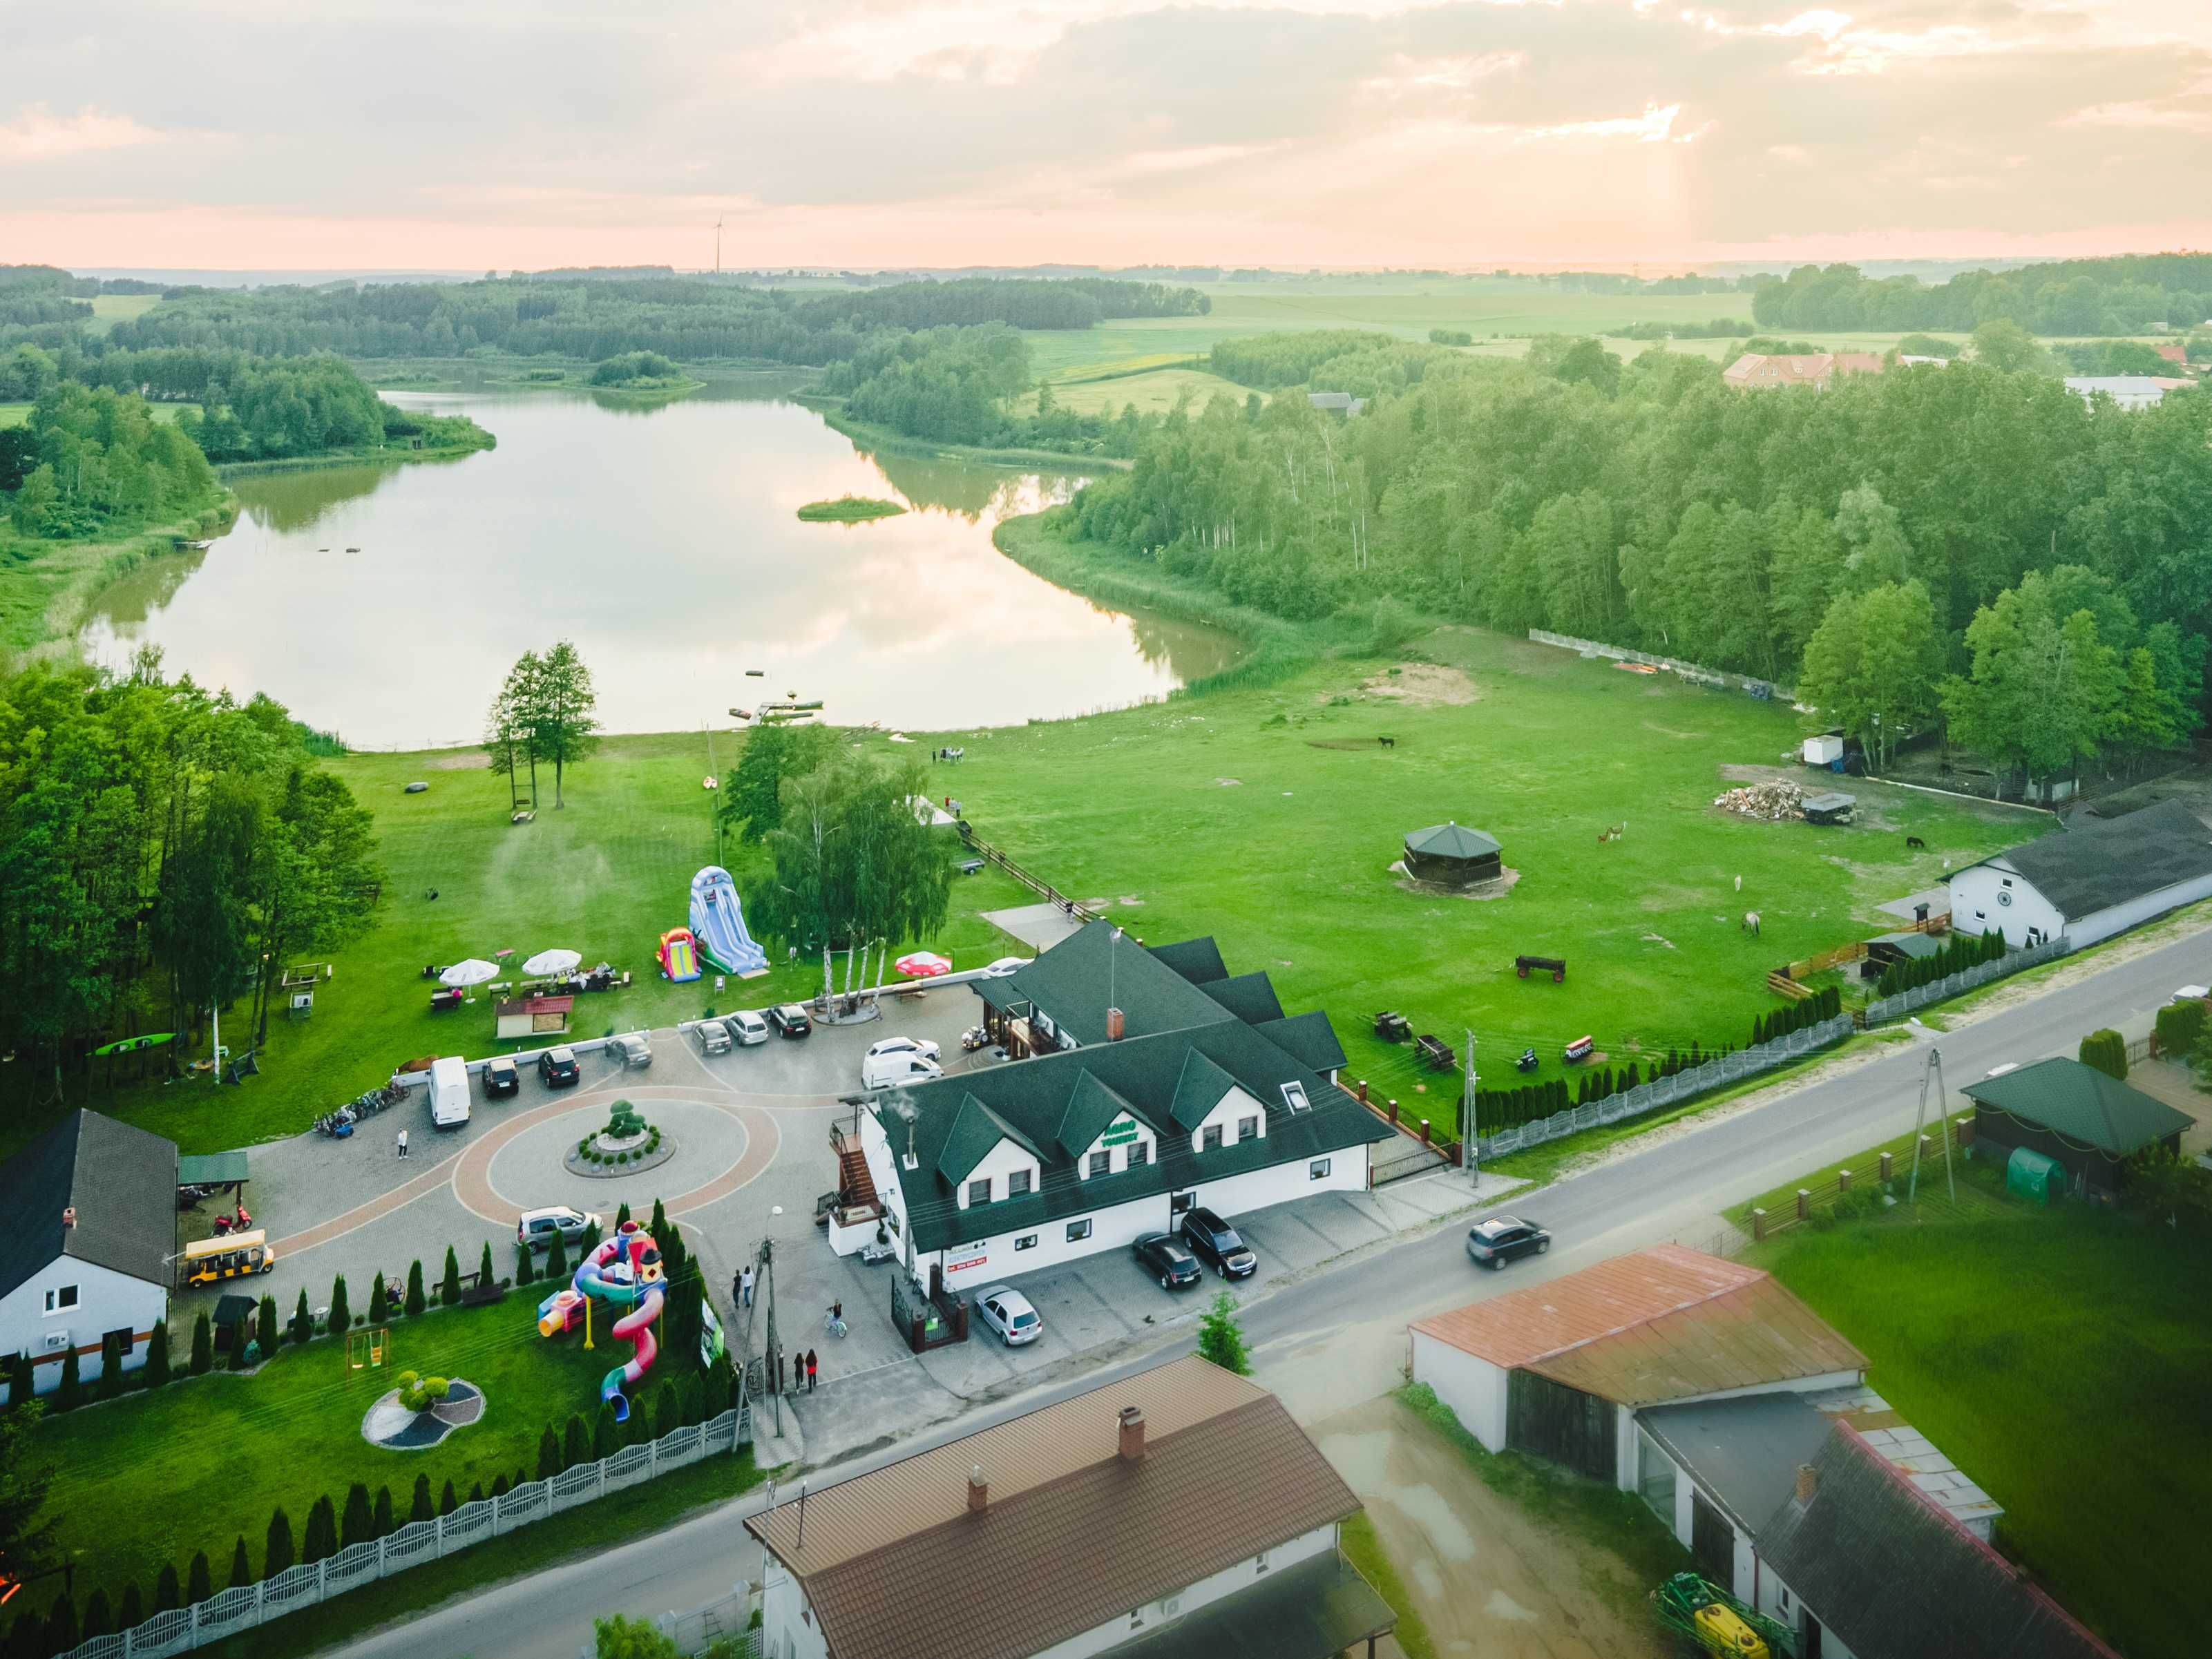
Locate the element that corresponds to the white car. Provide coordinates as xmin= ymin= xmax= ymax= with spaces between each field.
xmin=862 ymin=1051 xmax=944 ymax=1091
xmin=973 ymin=1284 xmax=1042 ymax=1346
xmin=982 ymin=957 xmax=1029 ymax=979
xmin=866 ymin=1035 xmax=941 ymax=1063
xmin=725 ymin=1010 xmax=770 ymax=1045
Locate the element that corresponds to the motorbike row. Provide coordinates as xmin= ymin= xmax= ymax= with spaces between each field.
xmin=315 ymin=1080 xmax=403 ymax=1138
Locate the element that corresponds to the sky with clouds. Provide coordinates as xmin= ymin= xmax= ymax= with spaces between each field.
xmin=7 ymin=0 xmax=2211 ymax=270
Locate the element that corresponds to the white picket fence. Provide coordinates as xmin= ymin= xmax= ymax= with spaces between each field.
xmin=57 ymin=1405 xmax=750 ymax=1659
xmin=1474 ymin=1016 xmax=1852 ymax=1160
xmin=1862 ymin=937 xmax=2069 ymax=1026
xmin=1527 ymin=629 xmax=1795 ymax=701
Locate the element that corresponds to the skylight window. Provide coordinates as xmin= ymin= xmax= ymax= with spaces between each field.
xmin=1281 ymin=1080 xmax=1310 ymax=1113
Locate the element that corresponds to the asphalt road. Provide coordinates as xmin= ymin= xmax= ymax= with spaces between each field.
xmin=330 ymin=923 xmax=2209 ymax=1659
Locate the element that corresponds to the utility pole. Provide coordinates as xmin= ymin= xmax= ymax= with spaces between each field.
xmin=715 ymin=218 xmax=723 ymax=276
xmin=707 ymin=722 xmax=722 ymax=867
xmin=1907 ymin=1046 xmax=1955 ymax=1207
xmin=1464 ymin=1029 xmax=1479 ymax=1187
xmin=760 ymin=1236 xmax=781 ymax=1437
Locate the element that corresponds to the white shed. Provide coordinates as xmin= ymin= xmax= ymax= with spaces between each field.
xmin=1949 ymin=799 xmax=2212 ymax=950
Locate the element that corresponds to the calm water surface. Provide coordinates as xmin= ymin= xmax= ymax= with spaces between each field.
xmin=81 ymin=386 xmax=1239 ymax=747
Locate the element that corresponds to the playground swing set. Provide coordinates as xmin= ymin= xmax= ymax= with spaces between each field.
xmin=346 ymin=1325 xmax=394 ymax=1379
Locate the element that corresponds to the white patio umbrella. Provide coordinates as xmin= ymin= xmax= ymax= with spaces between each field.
xmin=439 ymin=958 xmax=500 ymax=988
xmin=522 ymin=948 xmax=582 ymax=977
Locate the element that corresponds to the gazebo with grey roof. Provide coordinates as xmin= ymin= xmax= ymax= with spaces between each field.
xmin=1403 ymin=821 xmax=1503 ymax=887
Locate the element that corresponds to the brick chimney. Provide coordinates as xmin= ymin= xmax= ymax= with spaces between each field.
xmin=1794 ymin=1464 xmax=1818 ymax=1504
xmin=968 ymin=1464 xmax=989 ymax=1515
xmin=1106 ymin=1006 xmax=1125 ymax=1042
xmin=1118 ymin=1405 xmax=1146 ymax=1462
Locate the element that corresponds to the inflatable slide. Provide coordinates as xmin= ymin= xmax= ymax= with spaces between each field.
xmin=535 ymin=1222 xmax=665 ymax=1422
xmin=689 ymin=865 xmax=768 ymax=977
xmin=658 ymin=927 xmax=700 ymax=982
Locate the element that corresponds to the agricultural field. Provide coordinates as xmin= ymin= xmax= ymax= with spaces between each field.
xmin=1766 ymin=1209 xmax=2212 ymax=1659
xmin=0 ymin=400 xmax=199 ymax=428
xmin=1037 ymin=364 xmax=1252 ymax=416
xmin=86 ymin=292 xmax=162 ymax=332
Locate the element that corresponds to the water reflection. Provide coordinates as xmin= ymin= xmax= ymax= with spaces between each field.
xmin=79 ymin=387 xmax=1240 ymax=748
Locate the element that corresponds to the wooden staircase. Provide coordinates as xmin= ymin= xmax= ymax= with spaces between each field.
xmin=836 ymin=1138 xmax=879 ymax=1211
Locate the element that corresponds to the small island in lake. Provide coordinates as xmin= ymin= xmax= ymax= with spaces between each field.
xmin=797 ymin=496 xmax=908 ymax=523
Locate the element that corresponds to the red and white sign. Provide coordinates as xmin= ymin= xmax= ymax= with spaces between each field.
xmin=948 ymin=1252 xmax=989 ymax=1275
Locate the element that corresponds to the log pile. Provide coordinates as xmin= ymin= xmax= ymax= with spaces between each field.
xmin=1714 ymin=779 xmax=1805 ymax=821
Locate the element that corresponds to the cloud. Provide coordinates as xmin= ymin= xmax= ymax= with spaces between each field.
xmin=0 ymin=105 xmax=168 ymax=160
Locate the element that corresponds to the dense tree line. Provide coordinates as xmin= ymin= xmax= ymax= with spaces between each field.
xmin=2 ymin=385 xmax=217 ymax=537
xmin=1755 ymin=256 xmax=2212 ymax=336
xmin=824 ymin=324 xmax=1159 ymax=455
xmin=1064 ymin=334 xmax=2212 ymax=777
xmin=88 ymin=274 xmax=1204 ymax=370
xmin=0 ymin=656 xmax=382 ymax=1097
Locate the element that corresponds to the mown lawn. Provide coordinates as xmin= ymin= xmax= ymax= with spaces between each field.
xmin=28 ymin=1295 xmax=702 ymax=1609
xmin=1766 ymin=1211 xmax=2212 ymax=1659
xmin=4 ymin=733 xmax=1040 ymax=1159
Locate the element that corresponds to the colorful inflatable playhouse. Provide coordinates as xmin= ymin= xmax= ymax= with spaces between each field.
xmin=535 ymin=1221 xmax=665 ymax=1421
xmin=689 ymin=865 xmax=768 ymax=977
xmin=658 ymin=926 xmax=700 ymax=983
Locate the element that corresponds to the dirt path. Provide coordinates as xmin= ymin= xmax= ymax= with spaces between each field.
xmin=1312 ymin=1397 xmax=1667 ymax=1659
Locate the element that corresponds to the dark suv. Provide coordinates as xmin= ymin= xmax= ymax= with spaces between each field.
xmin=767 ymin=1004 xmax=812 ymax=1038
xmin=537 ymin=1046 xmax=580 ymax=1089
xmin=1132 ymin=1231 xmax=1202 ymax=1290
xmin=482 ymin=1056 xmax=519 ymax=1098
xmin=1178 ymin=1207 xmax=1256 ymax=1279
xmin=1465 ymin=1214 xmax=1549 ymax=1270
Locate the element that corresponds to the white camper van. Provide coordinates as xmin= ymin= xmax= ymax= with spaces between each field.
xmin=429 ymin=1055 xmax=471 ymax=1129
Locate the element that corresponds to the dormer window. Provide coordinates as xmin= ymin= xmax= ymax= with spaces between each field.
xmin=1281 ymin=1080 xmax=1310 ymax=1113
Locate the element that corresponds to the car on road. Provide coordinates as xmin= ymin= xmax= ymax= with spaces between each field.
xmin=725 ymin=1009 xmax=770 ymax=1045
xmin=537 ymin=1046 xmax=581 ymax=1089
xmin=767 ymin=1004 xmax=812 ymax=1039
xmin=517 ymin=1205 xmax=600 ymax=1252
xmin=608 ymin=1032 xmax=653 ymax=1070
xmin=863 ymin=1051 xmax=944 ymax=1091
xmin=694 ymin=1021 xmax=732 ymax=1055
xmin=482 ymin=1056 xmax=519 ymax=1098
xmin=1465 ymin=1215 xmax=1550 ymax=1270
xmin=973 ymin=1284 xmax=1043 ymax=1346
xmin=1132 ymin=1231 xmax=1203 ymax=1289
xmin=982 ymin=957 xmax=1029 ymax=978
xmin=866 ymin=1035 xmax=941 ymax=1063
xmin=1179 ymin=1207 xmax=1257 ymax=1279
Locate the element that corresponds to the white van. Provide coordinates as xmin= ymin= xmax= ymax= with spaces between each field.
xmin=429 ymin=1055 xmax=471 ymax=1129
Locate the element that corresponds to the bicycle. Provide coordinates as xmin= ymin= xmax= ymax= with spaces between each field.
xmin=823 ymin=1311 xmax=848 ymax=1339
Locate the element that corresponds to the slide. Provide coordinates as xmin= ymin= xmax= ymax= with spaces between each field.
xmin=535 ymin=1222 xmax=666 ymax=1422
xmin=689 ymin=865 xmax=768 ymax=977
xmin=658 ymin=927 xmax=700 ymax=983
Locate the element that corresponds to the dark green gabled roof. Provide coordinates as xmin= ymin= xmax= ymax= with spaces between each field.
xmin=1150 ymin=936 xmax=1229 ymax=985
xmin=1255 ymin=1010 xmax=1349 ymax=1076
xmin=886 ymin=1018 xmax=1393 ymax=1254
xmin=1961 ymin=1056 xmax=2191 ymax=1156
xmin=938 ymin=1094 xmax=1042 ymax=1190
xmin=1207 ymin=971 xmax=1286 ymax=1026
xmin=1056 ymin=1069 xmax=1154 ymax=1160
xmin=1170 ymin=1048 xmax=1243 ymax=1131
xmin=978 ymin=920 xmax=1235 ymax=1047
xmin=1404 ymin=821 xmax=1500 ymax=859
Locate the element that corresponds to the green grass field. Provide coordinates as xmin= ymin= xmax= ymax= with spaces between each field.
xmin=0 ymin=493 xmax=231 ymax=659
xmin=1036 ymin=365 xmax=1253 ymax=416
xmin=1766 ymin=1210 xmax=2211 ymax=1659
xmin=86 ymin=293 xmax=161 ymax=333
xmin=5 ymin=733 xmax=1039 ymax=1160
xmin=0 ymin=401 xmax=198 ymax=429
xmin=25 ymin=1296 xmax=708 ymax=1608
xmin=795 ymin=495 xmax=906 ymax=521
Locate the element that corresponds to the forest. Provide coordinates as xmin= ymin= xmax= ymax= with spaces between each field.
xmin=1062 ymin=337 xmax=2212 ymax=785
xmin=0 ymin=655 xmax=383 ymax=1095
xmin=2 ymin=385 xmax=218 ymax=538
xmin=1754 ymin=254 xmax=2212 ymax=336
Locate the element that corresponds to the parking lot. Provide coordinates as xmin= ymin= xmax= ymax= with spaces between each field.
xmin=171 ymin=975 xmax=1512 ymax=1466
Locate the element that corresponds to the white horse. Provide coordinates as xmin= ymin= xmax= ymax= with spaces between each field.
xmin=1742 ymin=910 xmax=1762 ymax=936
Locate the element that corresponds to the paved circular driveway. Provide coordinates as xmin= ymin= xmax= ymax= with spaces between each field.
xmin=485 ymin=1097 xmax=752 ymax=1219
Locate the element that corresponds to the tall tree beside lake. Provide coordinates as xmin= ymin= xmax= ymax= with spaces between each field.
xmin=484 ymin=651 xmax=544 ymax=812
xmin=484 ymin=643 xmax=599 ymax=809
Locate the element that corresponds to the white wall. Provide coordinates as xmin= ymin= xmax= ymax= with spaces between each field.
xmin=1949 ymin=863 xmax=2066 ymax=949
xmin=1760 ymin=1575 xmax=1860 ymax=1659
xmin=0 ymin=1258 xmax=168 ymax=1394
xmin=1076 ymin=1111 xmax=1157 ymax=1179
xmin=958 ymin=1137 xmax=1044 ymax=1209
xmin=1032 ymin=1521 xmax=1337 ymax=1659
xmin=2065 ymin=871 xmax=2212 ymax=949
xmin=1176 ymin=1140 xmax=1368 ymax=1227
xmin=1188 ymin=1086 xmax=1268 ymax=1153
xmin=759 ymin=1561 xmax=830 ymax=1659
xmin=1409 ymin=1332 xmax=1509 ymax=1450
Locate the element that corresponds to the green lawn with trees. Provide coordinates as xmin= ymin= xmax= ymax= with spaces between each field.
xmin=6 ymin=1217 xmax=738 ymax=1651
xmin=1763 ymin=1207 xmax=2212 ymax=1659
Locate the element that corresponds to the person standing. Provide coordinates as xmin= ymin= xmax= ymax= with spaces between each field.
xmin=805 ymin=1349 xmax=818 ymax=1392
xmin=397 ymin=1128 xmax=408 ymax=1160
xmin=741 ymin=1265 xmax=755 ymax=1307
xmin=732 ymin=1268 xmax=743 ymax=1308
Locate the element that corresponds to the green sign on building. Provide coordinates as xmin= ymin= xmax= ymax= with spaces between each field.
xmin=1100 ymin=1118 xmax=1140 ymax=1147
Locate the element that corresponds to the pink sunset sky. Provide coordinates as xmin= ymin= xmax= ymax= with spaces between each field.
xmin=7 ymin=0 xmax=2211 ymax=271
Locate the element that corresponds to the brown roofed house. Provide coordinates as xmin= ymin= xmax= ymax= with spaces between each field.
xmin=1722 ymin=351 xmax=1888 ymax=390
xmin=745 ymin=1354 xmax=1395 ymax=1659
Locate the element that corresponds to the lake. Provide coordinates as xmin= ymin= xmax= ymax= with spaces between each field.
xmin=79 ymin=384 xmax=1240 ymax=748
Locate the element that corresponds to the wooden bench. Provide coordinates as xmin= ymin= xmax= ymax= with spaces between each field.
xmin=1515 ymin=955 xmax=1567 ymax=983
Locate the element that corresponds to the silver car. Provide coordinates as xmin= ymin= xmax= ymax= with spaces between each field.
xmin=973 ymin=1284 xmax=1042 ymax=1346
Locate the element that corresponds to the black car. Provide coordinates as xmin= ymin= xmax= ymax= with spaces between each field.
xmin=1132 ymin=1231 xmax=1203 ymax=1290
xmin=537 ymin=1046 xmax=580 ymax=1089
xmin=1178 ymin=1207 xmax=1256 ymax=1279
xmin=767 ymin=1004 xmax=812 ymax=1038
xmin=482 ymin=1056 xmax=519 ymax=1098
xmin=1465 ymin=1214 xmax=1549 ymax=1270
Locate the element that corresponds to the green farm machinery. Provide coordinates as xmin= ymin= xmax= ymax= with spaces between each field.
xmin=1651 ymin=1573 xmax=1796 ymax=1659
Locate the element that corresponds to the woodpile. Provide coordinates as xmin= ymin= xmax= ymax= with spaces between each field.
xmin=1715 ymin=779 xmax=1805 ymax=821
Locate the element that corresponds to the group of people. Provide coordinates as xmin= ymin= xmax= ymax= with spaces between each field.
xmin=730 ymin=1265 xmax=838 ymax=1395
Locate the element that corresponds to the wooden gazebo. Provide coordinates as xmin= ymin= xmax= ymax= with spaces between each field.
xmin=1404 ymin=821 xmax=1503 ymax=887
